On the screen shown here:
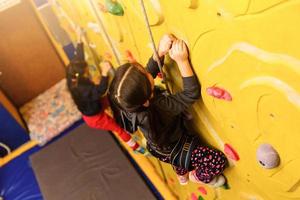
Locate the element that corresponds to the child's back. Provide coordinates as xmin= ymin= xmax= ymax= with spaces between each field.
xmin=110 ymin=36 xmax=227 ymax=186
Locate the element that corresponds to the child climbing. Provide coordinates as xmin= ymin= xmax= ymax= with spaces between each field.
xmin=66 ymin=28 xmax=144 ymax=154
xmin=109 ymin=34 xmax=228 ymax=186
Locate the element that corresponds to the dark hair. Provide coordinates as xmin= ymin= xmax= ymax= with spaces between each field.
xmin=109 ymin=63 xmax=152 ymax=112
xmin=66 ymin=58 xmax=87 ymax=88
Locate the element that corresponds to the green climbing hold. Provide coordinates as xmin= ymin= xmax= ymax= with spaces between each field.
xmin=105 ymin=0 xmax=124 ymax=16
xmin=222 ymin=182 xmax=230 ymax=190
xmin=198 ymin=195 xmax=204 ymax=200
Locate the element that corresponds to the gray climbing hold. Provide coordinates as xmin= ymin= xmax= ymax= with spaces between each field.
xmin=256 ymin=143 xmax=280 ymax=169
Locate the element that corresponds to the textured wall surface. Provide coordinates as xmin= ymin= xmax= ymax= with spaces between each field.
xmin=36 ymin=0 xmax=300 ymax=199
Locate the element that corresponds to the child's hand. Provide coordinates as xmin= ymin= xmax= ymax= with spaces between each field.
xmin=92 ymin=76 xmax=101 ymax=85
xmin=169 ymin=39 xmax=194 ymax=77
xmin=100 ymin=61 xmax=112 ymax=77
xmin=157 ymin=34 xmax=176 ymax=58
xmin=169 ymin=39 xmax=189 ymax=64
xmin=75 ymin=26 xmax=84 ymax=43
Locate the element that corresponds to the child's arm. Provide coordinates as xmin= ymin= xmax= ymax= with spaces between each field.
xmin=155 ymin=39 xmax=200 ymax=115
xmin=74 ymin=27 xmax=85 ymax=60
xmin=89 ymin=61 xmax=111 ymax=100
xmin=74 ymin=43 xmax=85 ymax=61
xmin=146 ymin=34 xmax=175 ymax=78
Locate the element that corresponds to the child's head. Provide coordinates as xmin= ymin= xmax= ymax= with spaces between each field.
xmin=66 ymin=58 xmax=89 ymax=85
xmin=109 ymin=63 xmax=154 ymax=112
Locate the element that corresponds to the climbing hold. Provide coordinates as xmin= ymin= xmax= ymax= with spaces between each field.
xmin=87 ymin=22 xmax=101 ymax=33
xmin=104 ymin=52 xmax=113 ymax=60
xmin=224 ymin=143 xmax=240 ymax=161
xmin=222 ymin=181 xmax=230 ymax=190
xmin=198 ymin=195 xmax=204 ymax=200
xmin=206 ymin=86 xmax=232 ymax=101
xmin=157 ymin=72 xmax=163 ymax=79
xmin=169 ymin=177 xmax=175 ymax=184
xmin=88 ymin=43 xmax=97 ymax=49
xmin=191 ymin=193 xmax=198 ymax=200
xmin=198 ymin=187 xmax=207 ymax=195
xmin=105 ymin=0 xmax=124 ymax=16
xmin=256 ymin=143 xmax=280 ymax=169
xmin=125 ymin=50 xmax=136 ymax=63
xmin=98 ymin=2 xmax=108 ymax=12
xmin=184 ymin=0 xmax=198 ymax=9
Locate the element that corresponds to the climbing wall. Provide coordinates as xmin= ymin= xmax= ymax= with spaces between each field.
xmin=32 ymin=0 xmax=300 ymax=199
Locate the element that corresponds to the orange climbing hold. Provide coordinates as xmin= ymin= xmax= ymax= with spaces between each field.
xmin=125 ymin=50 xmax=136 ymax=63
xmin=104 ymin=52 xmax=113 ymax=60
xmin=98 ymin=2 xmax=108 ymax=12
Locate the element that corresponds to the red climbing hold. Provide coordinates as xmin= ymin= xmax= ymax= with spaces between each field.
xmin=206 ymin=86 xmax=232 ymax=101
xmin=198 ymin=187 xmax=207 ymax=195
xmin=125 ymin=50 xmax=136 ymax=63
xmin=191 ymin=193 xmax=198 ymax=200
xmin=224 ymin=143 xmax=240 ymax=161
xmin=157 ymin=72 xmax=163 ymax=79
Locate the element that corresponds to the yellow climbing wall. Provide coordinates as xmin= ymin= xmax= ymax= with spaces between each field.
xmin=40 ymin=0 xmax=300 ymax=199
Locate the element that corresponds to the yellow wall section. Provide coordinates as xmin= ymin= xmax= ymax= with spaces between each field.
xmin=46 ymin=1 xmax=300 ymax=199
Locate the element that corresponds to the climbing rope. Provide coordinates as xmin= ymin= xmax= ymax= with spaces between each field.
xmin=138 ymin=0 xmax=165 ymax=83
xmin=139 ymin=0 xmax=170 ymax=184
xmin=88 ymin=0 xmax=121 ymax=65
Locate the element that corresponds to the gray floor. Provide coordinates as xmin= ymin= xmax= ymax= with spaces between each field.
xmin=30 ymin=124 xmax=156 ymax=200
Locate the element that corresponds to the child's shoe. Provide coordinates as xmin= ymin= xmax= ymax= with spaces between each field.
xmin=211 ymin=175 xmax=226 ymax=187
xmin=189 ymin=170 xmax=202 ymax=184
xmin=207 ymin=175 xmax=226 ymax=187
xmin=189 ymin=171 xmax=226 ymax=187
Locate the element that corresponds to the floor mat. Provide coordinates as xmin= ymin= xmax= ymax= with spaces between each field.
xmin=20 ymin=78 xmax=82 ymax=145
xmin=30 ymin=124 xmax=156 ymax=200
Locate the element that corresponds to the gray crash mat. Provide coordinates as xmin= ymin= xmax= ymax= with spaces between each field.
xmin=30 ymin=124 xmax=156 ymax=200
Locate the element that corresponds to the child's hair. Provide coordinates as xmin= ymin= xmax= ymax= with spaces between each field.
xmin=66 ymin=58 xmax=87 ymax=88
xmin=109 ymin=63 xmax=152 ymax=112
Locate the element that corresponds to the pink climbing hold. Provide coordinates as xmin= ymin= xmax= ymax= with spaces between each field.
xmin=191 ymin=193 xmax=198 ymax=200
xmin=206 ymin=86 xmax=232 ymax=101
xmin=125 ymin=50 xmax=136 ymax=63
xmin=224 ymin=143 xmax=240 ymax=161
xmin=198 ymin=187 xmax=207 ymax=195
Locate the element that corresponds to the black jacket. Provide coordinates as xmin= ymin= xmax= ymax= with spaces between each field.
xmin=115 ymin=56 xmax=201 ymax=152
xmin=66 ymin=43 xmax=108 ymax=116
